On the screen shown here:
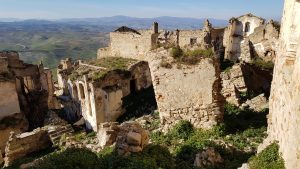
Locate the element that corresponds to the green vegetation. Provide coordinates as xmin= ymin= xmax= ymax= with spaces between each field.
xmin=21 ymin=103 xmax=268 ymax=169
xmin=70 ymin=57 xmax=137 ymax=81
xmin=149 ymin=102 xmax=268 ymax=168
xmin=89 ymin=57 xmax=137 ymax=70
xmin=171 ymin=46 xmax=214 ymax=65
xmin=30 ymin=148 xmax=101 ymax=169
xmin=0 ymin=23 xmax=110 ymax=80
xmin=248 ymin=143 xmax=285 ymax=169
xmin=6 ymin=102 xmax=268 ymax=169
xmin=251 ymin=57 xmax=274 ymax=70
xmin=4 ymin=148 xmax=56 ymax=169
xmin=90 ymin=57 xmax=137 ymax=81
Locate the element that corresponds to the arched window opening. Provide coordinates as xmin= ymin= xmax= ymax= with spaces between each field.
xmin=245 ymin=22 xmax=250 ymax=33
xmin=73 ymin=85 xmax=78 ymax=100
xmin=79 ymin=83 xmax=85 ymax=99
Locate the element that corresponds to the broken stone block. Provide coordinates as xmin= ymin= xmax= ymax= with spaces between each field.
xmin=194 ymin=147 xmax=224 ymax=168
xmin=240 ymin=94 xmax=268 ymax=112
xmin=126 ymin=132 xmax=142 ymax=146
xmin=97 ymin=122 xmax=149 ymax=156
xmin=97 ymin=122 xmax=119 ymax=148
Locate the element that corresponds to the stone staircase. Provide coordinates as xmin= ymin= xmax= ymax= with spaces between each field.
xmin=47 ymin=124 xmax=74 ymax=146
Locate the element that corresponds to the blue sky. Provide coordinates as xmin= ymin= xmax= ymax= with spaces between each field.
xmin=0 ymin=0 xmax=284 ymax=20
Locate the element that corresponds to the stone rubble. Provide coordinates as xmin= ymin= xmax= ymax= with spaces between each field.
xmin=221 ymin=64 xmax=247 ymax=106
xmin=97 ymin=122 xmax=149 ymax=155
xmin=240 ymin=94 xmax=268 ymax=112
xmin=3 ymin=129 xmax=52 ymax=167
xmin=193 ymin=147 xmax=224 ymax=168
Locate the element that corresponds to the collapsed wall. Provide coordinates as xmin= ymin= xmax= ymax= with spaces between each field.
xmin=3 ymin=129 xmax=52 ymax=167
xmin=266 ymin=0 xmax=300 ymax=168
xmin=146 ymin=49 xmax=223 ymax=131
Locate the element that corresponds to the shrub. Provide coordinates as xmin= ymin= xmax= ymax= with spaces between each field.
xmin=32 ymin=148 xmax=102 ymax=169
xmin=251 ymin=57 xmax=274 ymax=70
xmin=248 ymin=143 xmax=285 ymax=169
xmin=168 ymin=120 xmax=194 ymax=140
xmin=171 ymin=46 xmax=184 ymax=59
xmin=98 ymin=145 xmax=176 ymax=169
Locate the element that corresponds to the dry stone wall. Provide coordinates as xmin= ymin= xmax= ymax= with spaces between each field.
xmin=146 ymin=49 xmax=223 ymax=131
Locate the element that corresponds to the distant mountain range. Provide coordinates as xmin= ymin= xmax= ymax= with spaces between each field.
xmin=0 ymin=15 xmax=229 ymax=30
xmin=0 ymin=16 xmax=229 ymax=77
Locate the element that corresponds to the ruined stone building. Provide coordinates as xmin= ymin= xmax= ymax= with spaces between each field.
xmin=223 ymin=14 xmax=280 ymax=62
xmin=56 ymin=57 xmax=154 ymax=131
xmin=97 ymin=20 xmax=225 ymax=131
xmin=98 ymin=20 xmax=225 ymax=60
xmin=0 ymin=51 xmax=57 ymax=155
xmin=265 ymin=0 xmax=300 ymax=168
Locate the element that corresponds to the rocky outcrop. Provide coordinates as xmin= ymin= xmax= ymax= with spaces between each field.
xmin=4 ymin=129 xmax=52 ymax=167
xmin=97 ymin=122 xmax=149 ymax=155
xmin=193 ymin=147 xmax=224 ymax=168
xmin=146 ymin=49 xmax=223 ymax=131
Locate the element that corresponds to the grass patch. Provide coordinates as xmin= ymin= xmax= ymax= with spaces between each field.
xmin=251 ymin=57 xmax=274 ymax=70
xmin=170 ymin=47 xmax=214 ymax=65
xmin=248 ymin=143 xmax=285 ymax=169
xmin=30 ymin=148 xmax=101 ymax=169
xmin=70 ymin=57 xmax=137 ymax=81
xmin=4 ymin=148 xmax=56 ymax=169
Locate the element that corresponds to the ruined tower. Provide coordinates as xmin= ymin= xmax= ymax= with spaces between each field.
xmin=152 ymin=22 xmax=159 ymax=34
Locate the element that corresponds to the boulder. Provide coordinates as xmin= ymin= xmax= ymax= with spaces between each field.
xmin=194 ymin=147 xmax=224 ymax=168
xmin=126 ymin=132 xmax=142 ymax=146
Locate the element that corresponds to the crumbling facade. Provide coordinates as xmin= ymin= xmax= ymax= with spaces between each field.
xmin=0 ymin=51 xmax=58 ymax=159
xmin=0 ymin=51 xmax=56 ymax=129
xmin=97 ymin=21 xmax=225 ymax=131
xmin=223 ymin=14 xmax=280 ymax=62
xmin=57 ymin=57 xmax=153 ymax=131
xmin=98 ymin=20 xmax=225 ymax=60
xmin=266 ymin=0 xmax=300 ymax=168
xmin=147 ymin=49 xmax=224 ymax=130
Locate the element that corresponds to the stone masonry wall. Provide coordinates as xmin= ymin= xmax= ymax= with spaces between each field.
xmin=267 ymin=0 xmax=300 ymax=168
xmin=4 ymin=128 xmax=52 ymax=167
xmin=146 ymin=49 xmax=223 ymax=131
xmin=107 ymin=30 xmax=154 ymax=60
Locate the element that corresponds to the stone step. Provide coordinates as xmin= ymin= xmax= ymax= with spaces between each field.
xmin=49 ymin=128 xmax=73 ymax=138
